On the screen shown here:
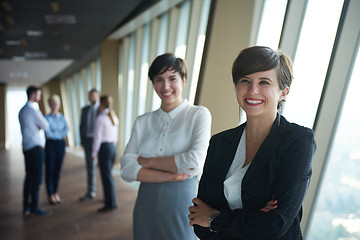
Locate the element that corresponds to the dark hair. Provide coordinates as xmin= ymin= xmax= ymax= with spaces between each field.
xmin=26 ymin=86 xmax=39 ymax=99
xmin=232 ymin=46 xmax=293 ymax=109
xmin=88 ymin=88 xmax=98 ymax=94
xmin=148 ymin=53 xmax=187 ymax=82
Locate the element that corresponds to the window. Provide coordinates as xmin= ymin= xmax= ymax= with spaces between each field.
xmin=125 ymin=34 xmax=136 ymax=143
xmin=152 ymin=13 xmax=169 ymax=111
xmin=282 ymin=0 xmax=344 ymax=128
xmin=306 ymin=46 xmax=360 ymax=239
xmin=256 ymin=0 xmax=287 ymax=50
xmin=137 ymin=23 xmax=150 ymax=116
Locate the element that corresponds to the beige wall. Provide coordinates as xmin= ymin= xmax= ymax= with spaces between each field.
xmin=100 ymin=40 xmax=120 ymax=116
xmin=197 ymin=0 xmax=256 ymax=135
xmin=41 ymin=79 xmax=63 ymax=115
xmin=100 ymin=40 xmax=121 ymax=158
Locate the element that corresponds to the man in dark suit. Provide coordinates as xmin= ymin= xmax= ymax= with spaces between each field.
xmin=79 ymin=88 xmax=100 ymax=201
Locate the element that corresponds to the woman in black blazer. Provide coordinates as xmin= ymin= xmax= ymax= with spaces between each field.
xmin=188 ymin=46 xmax=316 ymax=239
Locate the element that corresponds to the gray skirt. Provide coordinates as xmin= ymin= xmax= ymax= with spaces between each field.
xmin=133 ymin=177 xmax=198 ymax=240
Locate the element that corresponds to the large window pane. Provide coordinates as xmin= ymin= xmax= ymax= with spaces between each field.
xmin=125 ymin=34 xmax=136 ymax=143
xmin=152 ymin=13 xmax=169 ymax=111
xmin=96 ymin=58 xmax=101 ymax=92
xmin=306 ymin=47 xmax=360 ymax=239
xmin=70 ymin=77 xmax=80 ymax=145
xmin=256 ymin=0 xmax=287 ymax=49
xmin=77 ymin=72 xmax=85 ymax=107
xmin=282 ymin=0 xmax=344 ymax=128
xmin=174 ymin=0 xmax=191 ymax=59
xmin=137 ymin=23 xmax=150 ymax=116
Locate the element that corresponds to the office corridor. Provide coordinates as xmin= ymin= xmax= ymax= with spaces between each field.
xmin=0 ymin=146 xmax=137 ymax=240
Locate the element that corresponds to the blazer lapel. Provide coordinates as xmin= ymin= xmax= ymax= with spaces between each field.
xmin=219 ymin=125 xmax=246 ymax=181
xmin=243 ymin=114 xmax=282 ymax=183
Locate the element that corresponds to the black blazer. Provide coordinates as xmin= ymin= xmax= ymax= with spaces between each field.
xmin=194 ymin=114 xmax=316 ymax=240
xmin=79 ymin=105 xmax=90 ymax=146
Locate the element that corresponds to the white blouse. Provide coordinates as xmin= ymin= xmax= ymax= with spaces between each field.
xmin=120 ymin=100 xmax=212 ymax=182
xmin=224 ymin=128 xmax=250 ymax=210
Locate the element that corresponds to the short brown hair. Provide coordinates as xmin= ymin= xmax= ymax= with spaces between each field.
xmin=148 ymin=53 xmax=187 ymax=82
xmin=232 ymin=46 xmax=293 ymax=109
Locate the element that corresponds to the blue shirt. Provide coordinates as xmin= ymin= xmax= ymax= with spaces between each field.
xmin=19 ymin=101 xmax=50 ymax=151
xmin=45 ymin=112 xmax=69 ymax=140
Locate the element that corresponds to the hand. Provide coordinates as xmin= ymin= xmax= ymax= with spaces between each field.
xmin=188 ymin=198 xmax=215 ymax=227
xmin=171 ymin=173 xmax=190 ymax=182
xmin=137 ymin=156 xmax=151 ymax=168
xmin=260 ymin=199 xmax=278 ymax=212
xmin=91 ymin=157 xmax=95 ymax=162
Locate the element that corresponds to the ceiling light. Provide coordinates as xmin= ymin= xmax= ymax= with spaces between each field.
xmin=63 ymin=44 xmax=70 ymax=51
xmin=50 ymin=2 xmax=60 ymax=12
xmin=12 ymin=56 xmax=26 ymax=61
xmin=24 ymin=51 xmax=48 ymax=58
xmin=27 ymin=30 xmax=43 ymax=36
xmin=45 ymin=15 xmax=76 ymax=24
xmin=6 ymin=40 xmax=22 ymax=45
xmin=9 ymin=72 xmax=28 ymax=78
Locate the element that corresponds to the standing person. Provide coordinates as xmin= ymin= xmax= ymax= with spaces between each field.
xmin=79 ymin=88 xmax=100 ymax=201
xmin=188 ymin=46 xmax=317 ymax=239
xmin=120 ymin=53 xmax=212 ymax=240
xmin=44 ymin=94 xmax=69 ymax=205
xmin=91 ymin=95 xmax=119 ymax=212
xmin=19 ymin=86 xmax=51 ymax=216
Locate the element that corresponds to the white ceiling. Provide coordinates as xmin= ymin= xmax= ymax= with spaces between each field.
xmin=0 ymin=59 xmax=73 ymax=86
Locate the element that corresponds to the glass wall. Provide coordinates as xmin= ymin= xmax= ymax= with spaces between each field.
xmin=60 ymin=58 xmax=101 ymax=147
xmin=306 ymin=47 xmax=360 ymax=239
xmin=282 ymin=0 xmax=344 ymax=128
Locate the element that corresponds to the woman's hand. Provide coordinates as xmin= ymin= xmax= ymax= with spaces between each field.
xmin=188 ymin=198 xmax=215 ymax=227
xmin=137 ymin=156 xmax=151 ymax=168
xmin=171 ymin=173 xmax=191 ymax=182
xmin=260 ymin=199 xmax=278 ymax=212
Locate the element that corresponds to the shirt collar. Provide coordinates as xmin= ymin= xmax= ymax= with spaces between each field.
xmin=158 ymin=99 xmax=189 ymax=120
xmin=27 ymin=101 xmax=39 ymax=110
xmin=101 ymin=108 xmax=110 ymax=114
xmin=90 ymin=102 xmax=99 ymax=108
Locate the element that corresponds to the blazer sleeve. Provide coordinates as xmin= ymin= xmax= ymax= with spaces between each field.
xmin=194 ymin=137 xmax=221 ymax=239
xmin=209 ymin=128 xmax=316 ymax=239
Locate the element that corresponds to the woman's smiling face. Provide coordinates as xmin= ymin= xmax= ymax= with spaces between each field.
xmin=235 ymin=68 xmax=288 ymax=119
xmin=153 ymin=68 xmax=185 ymax=112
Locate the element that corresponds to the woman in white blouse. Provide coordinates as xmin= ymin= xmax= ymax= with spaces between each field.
xmin=92 ymin=95 xmax=119 ymax=212
xmin=120 ymin=53 xmax=212 ymax=240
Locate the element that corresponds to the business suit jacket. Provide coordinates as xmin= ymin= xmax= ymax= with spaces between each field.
xmin=80 ymin=105 xmax=91 ymax=146
xmin=194 ymin=114 xmax=316 ymax=240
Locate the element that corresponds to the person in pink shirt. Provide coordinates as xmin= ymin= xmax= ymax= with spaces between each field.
xmin=91 ymin=95 xmax=119 ymax=212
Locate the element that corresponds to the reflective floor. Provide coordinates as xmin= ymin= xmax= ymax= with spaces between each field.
xmin=0 ymin=146 xmax=137 ymax=240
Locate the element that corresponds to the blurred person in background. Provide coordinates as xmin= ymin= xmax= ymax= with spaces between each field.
xmin=44 ymin=94 xmax=69 ymax=205
xmin=91 ymin=95 xmax=119 ymax=212
xmin=79 ymin=88 xmax=100 ymax=201
xmin=19 ymin=86 xmax=51 ymax=216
